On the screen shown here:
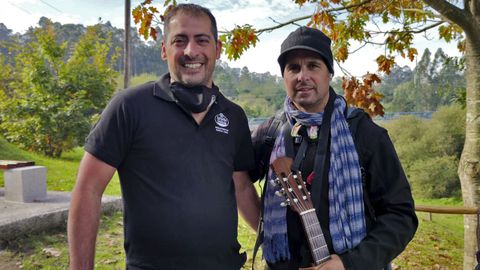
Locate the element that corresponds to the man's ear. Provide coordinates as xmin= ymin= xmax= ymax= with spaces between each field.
xmin=216 ymin=39 xmax=222 ymax=59
xmin=161 ymin=40 xmax=167 ymax=60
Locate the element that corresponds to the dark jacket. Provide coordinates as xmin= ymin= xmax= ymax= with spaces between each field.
xmin=250 ymin=109 xmax=418 ymax=270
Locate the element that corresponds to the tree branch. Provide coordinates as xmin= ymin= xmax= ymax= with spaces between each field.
xmin=255 ymin=0 xmax=374 ymax=34
xmin=422 ymin=0 xmax=471 ymax=29
xmin=364 ymin=21 xmax=444 ymax=36
xmin=256 ymin=15 xmax=310 ymax=34
xmin=408 ymin=21 xmax=445 ymax=34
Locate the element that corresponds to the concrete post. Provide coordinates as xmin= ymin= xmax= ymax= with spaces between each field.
xmin=4 ymin=166 xmax=47 ymax=203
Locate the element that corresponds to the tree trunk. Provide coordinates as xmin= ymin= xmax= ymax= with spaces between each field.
xmin=124 ymin=0 xmax=131 ymax=89
xmin=459 ymin=32 xmax=480 ymax=270
xmin=423 ymin=1 xmax=480 ymax=267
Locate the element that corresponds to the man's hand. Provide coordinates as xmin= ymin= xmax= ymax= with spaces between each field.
xmin=233 ymin=171 xmax=260 ymax=230
xmin=299 ymin=254 xmax=345 ymax=270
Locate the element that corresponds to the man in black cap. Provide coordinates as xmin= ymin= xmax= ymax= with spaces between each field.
xmin=250 ymin=27 xmax=418 ymax=269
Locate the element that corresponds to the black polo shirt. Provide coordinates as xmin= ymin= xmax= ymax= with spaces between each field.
xmin=85 ymin=73 xmax=254 ymax=269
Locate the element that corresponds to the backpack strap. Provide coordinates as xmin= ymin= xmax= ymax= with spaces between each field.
xmin=346 ymin=107 xmax=376 ymax=221
xmin=251 ymin=188 xmax=265 ymax=270
xmin=263 ymin=110 xmax=286 ymax=167
xmin=252 ymin=110 xmax=286 ymax=270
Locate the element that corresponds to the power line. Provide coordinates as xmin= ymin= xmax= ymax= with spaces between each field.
xmin=39 ymin=0 xmax=63 ymax=13
xmin=7 ymin=1 xmax=32 ymax=15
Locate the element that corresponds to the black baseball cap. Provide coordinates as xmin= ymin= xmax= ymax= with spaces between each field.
xmin=278 ymin=26 xmax=334 ymax=76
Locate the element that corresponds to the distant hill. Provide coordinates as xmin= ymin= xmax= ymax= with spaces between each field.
xmin=0 ymin=19 xmax=168 ymax=77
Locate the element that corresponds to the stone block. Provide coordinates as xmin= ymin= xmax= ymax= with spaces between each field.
xmin=4 ymin=166 xmax=47 ymax=203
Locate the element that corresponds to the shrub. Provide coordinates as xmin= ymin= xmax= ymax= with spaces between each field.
xmin=0 ymin=21 xmax=118 ymax=157
xmin=409 ymin=156 xmax=461 ymax=198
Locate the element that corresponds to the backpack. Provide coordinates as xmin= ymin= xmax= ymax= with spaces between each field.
xmin=250 ymin=107 xmax=375 ymax=269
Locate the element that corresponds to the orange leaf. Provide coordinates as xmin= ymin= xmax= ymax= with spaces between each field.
xmin=376 ymin=55 xmax=395 ymax=74
xmin=150 ymin=27 xmax=157 ymax=41
xmin=407 ymin=48 xmax=417 ymax=61
xmin=336 ymin=45 xmax=348 ymax=62
xmin=342 ymin=74 xmax=384 ymax=117
xmin=132 ymin=7 xmax=142 ymax=24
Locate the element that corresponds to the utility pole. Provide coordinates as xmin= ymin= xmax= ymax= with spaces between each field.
xmin=124 ymin=0 xmax=131 ymax=88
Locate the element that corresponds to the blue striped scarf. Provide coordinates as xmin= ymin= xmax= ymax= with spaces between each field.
xmin=262 ymin=95 xmax=367 ymax=263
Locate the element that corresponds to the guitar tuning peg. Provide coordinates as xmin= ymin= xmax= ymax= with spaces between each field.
xmin=297 ymin=185 xmax=302 ymax=190
xmin=293 ymin=174 xmax=298 ymax=179
xmin=275 ymin=189 xmax=285 ymax=197
xmin=270 ymin=179 xmax=279 ymax=187
xmin=280 ymin=199 xmax=290 ymax=207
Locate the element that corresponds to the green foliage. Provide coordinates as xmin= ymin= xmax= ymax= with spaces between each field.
xmin=410 ymin=49 xmax=462 ymax=111
xmin=409 ymin=156 xmax=461 ymax=198
xmin=214 ymin=62 xmax=285 ymax=117
xmin=377 ymin=48 xmax=465 ymax=112
xmin=383 ymin=105 xmax=465 ymax=199
xmin=0 ymin=54 xmax=16 ymax=96
xmin=421 ymin=105 xmax=465 ymax=158
xmin=235 ymin=93 xmax=276 ymax=118
xmin=1 ymin=18 xmax=168 ymax=78
xmin=376 ymin=65 xmax=413 ymax=104
xmin=389 ymin=82 xmax=417 ymax=112
xmin=385 ymin=115 xmax=428 ymax=169
xmin=129 ymin=73 xmax=159 ymax=86
xmin=115 ymin=73 xmax=160 ymax=89
xmin=0 ymin=21 xmax=118 ymax=157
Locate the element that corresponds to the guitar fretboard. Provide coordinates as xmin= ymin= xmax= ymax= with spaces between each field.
xmin=300 ymin=209 xmax=330 ymax=265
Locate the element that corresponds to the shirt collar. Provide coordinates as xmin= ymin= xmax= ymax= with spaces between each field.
xmin=153 ymin=73 xmax=176 ymax=102
xmin=153 ymin=73 xmax=226 ymax=112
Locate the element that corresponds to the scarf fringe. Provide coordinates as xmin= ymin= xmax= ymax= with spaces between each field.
xmin=263 ymin=233 xmax=290 ymax=262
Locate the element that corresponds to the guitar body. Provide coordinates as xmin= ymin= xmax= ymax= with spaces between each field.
xmin=271 ymin=156 xmax=331 ymax=266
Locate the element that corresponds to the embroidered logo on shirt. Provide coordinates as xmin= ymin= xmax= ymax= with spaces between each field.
xmin=215 ymin=113 xmax=229 ymax=134
xmin=215 ymin=113 xmax=229 ymax=127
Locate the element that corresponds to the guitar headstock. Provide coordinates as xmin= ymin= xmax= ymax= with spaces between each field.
xmin=270 ymin=156 xmax=314 ymax=214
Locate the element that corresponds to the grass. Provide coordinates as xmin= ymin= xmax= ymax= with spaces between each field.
xmin=114 ymin=73 xmax=159 ymax=91
xmin=394 ymin=198 xmax=464 ymax=269
xmin=0 ymin=138 xmax=465 ymax=269
xmin=0 ymin=137 xmax=120 ymax=195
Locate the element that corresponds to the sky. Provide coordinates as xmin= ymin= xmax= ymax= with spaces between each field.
xmin=0 ymin=0 xmax=462 ymax=77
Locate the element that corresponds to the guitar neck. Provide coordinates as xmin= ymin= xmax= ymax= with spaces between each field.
xmin=299 ymin=209 xmax=330 ymax=265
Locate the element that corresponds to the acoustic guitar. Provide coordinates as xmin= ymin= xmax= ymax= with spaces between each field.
xmin=270 ymin=156 xmax=331 ymax=266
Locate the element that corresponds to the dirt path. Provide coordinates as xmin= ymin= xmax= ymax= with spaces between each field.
xmin=0 ymin=251 xmax=21 ymax=270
